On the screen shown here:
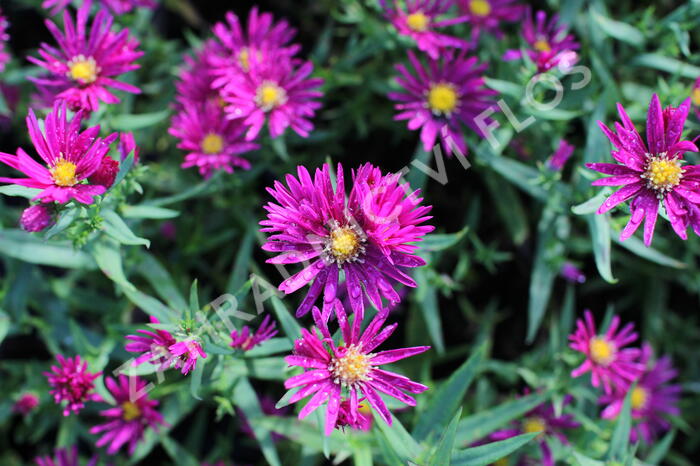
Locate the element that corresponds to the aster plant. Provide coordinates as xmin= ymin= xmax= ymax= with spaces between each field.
xmin=456 ymin=0 xmax=524 ymax=45
xmin=261 ymin=162 xmax=433 ymax=317
xmin=587 ymin=94 xmax=700 ymax=246
xmin=45 ymin=354 xmax=101 ymax=416
xmin=42 ymin=0 xmax=158 ymax=15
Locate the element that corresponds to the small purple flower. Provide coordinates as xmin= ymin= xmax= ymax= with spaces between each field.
xmin=490 ymin=393 xmax=579 ymax=466
xmin=587 ymin=94 xmax=700 ymax=246
xmin=45 ymin=355 xmax=101 ymax=416
xmin=380 ymin=0 xmax=469 ymax=59
xmin=283 ymin=301 xmax=429 ymax=435
xmin=13 ymin=393 xmax=40 ymax=415
xmin=261 ymin=162 xmax=433 ymax=318
xmin=560 ymin=262 xmax=585 ymax=284
xmin=90 ymin=375 xmax=166 ymax=455
xmin=169 ymin=100 xmax=258 ymax=178
xmin=35 ymin=446 xmax=97 ymax=466
xmin=174 ymin=39 xmax=223 ymax=110
xmin=43 ymin=0 xmax=157 ymax=15
xmin=547 ymin=139 xmax=574 ymax=171
xmin=20 ymin=205 xmax=54 ymax=232
xmin=89 ymin=156 xmax=120 ymax=189
xmin=388 ymin=50 xmax=496 ymax=156
xmin=600 ymin=343 xmax=681 ymax=443
xmin=457 ymin=0 xmax=524 ymax=45
xmin=230 ymin=315 xmax=278 ymax=351
xmin=119 ymin=132 xmax=140 ymax=164
xmin=503 ymin=9 xmax=579 ymax=73
xmin=0 ymin=8 xmax=9 ymax=72
xmin=0 ymin=103 xmax=117 ymax=205
xmin=125 ymin=317 xmax=177 ymax=372
xmin=569 ymin=310 xmax=644 ymax=394
xmin=336 ymin=398 xmax=373 ymax=432
xmin=29 ymin=1 xmax=143 ymax=112
xmin=169 ymin=339 xmax=207 ymax=375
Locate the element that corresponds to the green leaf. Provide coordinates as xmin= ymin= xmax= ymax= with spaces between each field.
xmin=414 ymin=346 xmax=483 ymax=441
xmin=484 ymin=78 xmax=522 ymax=98
xmin=110 ymin=109 xmax=171 ymax=131
xmin=112 ymin=152 xmax=134 ymax=189
xmin=645 ymin=430 xmax=675 ymax=464
xmin=455 ymin=392 xmax=548 ymax=446
xmin=0 ymin=310 xmax=9 ymax=345
xmin=527 ymin=208 xmax=557 ymax=343
xmin=0 ymin=185 xmax=41 ymax=198
xmin=587 ymin=214 xmax=617 ymax=283
xmin=374 ymin=410 xmax=422 ymax=462
xmin=572 ymin=451 xmax=605 ymax=466
xmin=232 ymin=378 xmax=281 ymax=466
xmin=121 ymin=205 xmax=180 ymax=219
xmin=88 ymin=238 xmax=135 ymax=290
xmin=44 ymin=208 xmax=78 ymax=239
xmin=421 ymin=226 xmax=469 ymax=251
xmin=591 ymin=12 xmax=645 ymax=46
xmin=0 ymin=230 xmax=96 ymax=269
xmin=101 ymin=210 xmax=150 ymax=247
xmin=123 ymin=286 xmax=179 ymax=324
xmin=429 ymin=408 xmax=462 ymax=466
xmin=189 ymin=279 xmax=200 ymax=314
xmin=607 ymin=384 xmax=634 ymax=461
xmin=227 ymin=229 xmax=255 ymax=292
xmin=189 ymin=359 xmax=204 ymax=400
xmin=571 ymin=191 xmax=608 ymax=216
xmin=137 ymin=253 xmax=188 ymax=313
xmin=613 ymin=235 xmax=686 ymax=269
xmin=631 ymin=53 xmax=700 ymax=78
xmin=271 ymin=296 xmax=302 ymax=341
xmin=451 ymin=433 xmax=537 ymax=466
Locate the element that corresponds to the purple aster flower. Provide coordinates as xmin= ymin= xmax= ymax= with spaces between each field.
xmin=13 ymin=393 xmax=40 ymax=416
xmin=336 ymin=398 xmax=373 ymax=432
xmin=169 ymin=339 xmax=207 ymax=375
xmin=692 ymin=77 xmax=700 ymax=119
xmin=35 ymin=446 xmax=97 ymax=466
xmin=388 ymin=50 xmax=497 ymax=156
xmin=600 ymin=343 xmax=681 ymax=443
xmin=89 ymin=155 xmax=119 ymax=189
xmin=43 ymin=0 xmax=157 ymax=15
xmin=560 ymin=262 xmax=585 ymax=284
xmin=29 ymin=1 xmax=143 ymax=112
xmin=547 ymin=139 xmax=574 ymax=171
xmin=587 ymin=94 xmax=700 ymax=246
xmin=283 ymin=301 xmax=430 ymax=435
xmin=0 ymin=9 xmax=9 ymax=72
xmin=490 ymin=393 xmax=579 ymax=466
xmin=380 ymin=0 xmax=469 ymax=59
xmin=503 ymin=9 xmax=579 ymax=73
xmin=230 ymin=315 xmax=278 ymax=351
xmin=261 ymin=162 xmax=433 ymax=317
xmin=45 ymin=354 xmax=101 ymax=416
xmin=169 ymin=100 xmax=258 ymax=178
xmin=20 ymin=205 xmax=54 ymax=232
xmin=569 ymin=310 xmax=644 ymax=394
xmin=90 ymin=375 xmax=166 ymax=455
xmin=0 ymin=103 xmax=116 ymax=205
xmin=174 ymin=39 xmax=224 ymax=110
xmin=456 ymin=0 xmax=524 ymax=45
xmin=118 ymin=131 xmax=140 ymax=163
xmin=125 ymin=316 xmax=177 ymax=372
xmin=210 ymin=7 xmax=300 ymax=79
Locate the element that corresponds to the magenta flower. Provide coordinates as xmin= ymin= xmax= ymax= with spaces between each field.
xmin=692 ymin=77 xmax=700 ymax=119
xmin=380 ymin=0 xmax=469 ymax=59
xmin=20 ymin=205 xmax=54 ymax=232
xmin=283 ymin=301 xmax=429 ymax=435
xmin=600 ymin=343 xmax=681 ymax=443
xmin=210 ymin=8 xmax=300 ymax=79
xmin=261 ymin=162 xmax=433 ymax=317
xmin=490 ymin=394 xmax=579 ymax=466
xmin=388 ymin=50 xmax=496 ymax=156
xmin=547 ymin=139 xmax=574 ymax=171
xmin=119 ymin=132 xmax=140 ymax=163
xmin=219 ymin=50 xmax=323 ymax=141
xmin=35 ymin=446 xmax=97 ymax=466
xmin=43 ymin=0 xmax=157 ymax=15
xmin=0 ymin=9 xmax=9 ymax=72
xmin=13 ymin=393 xmax=40 ymax=415
xmin=457 ymin=0 xmax=524 ymax=45
xmin=169 ymin=339 xmax=207 ymax=375
xmin=0 ymin=103 xmax=116 ymax=205
xmin=503 ymin=9 xmax=579 ymax=73
xmin=587 ymin=94 xmax=700 ymax=246
xmin=569 ymin=310 xmax=644 ymax=394
xmin=230 ymin=315 xmax=278 ymax=351
xmin=89 ymin=155 xmax=119 ymax=189
xmin=28 ymin=2 xmax=142 ymax=112
xmin=336 ymin=399 xmax=373 ymax=432
xmin=45 ymin=354 xmax=101 ymax=416
xmin=125 ymin=317 xmax=177 ymax=372
xmin=560 ymin=262 xmax=585 ymax=284
xmin=90 ymin=375 xmax=166 ymax=455
xmin=174 ymin=39 xmax=223 ymax=110
xmin=169 ymin=100 xmax=258 ymax=178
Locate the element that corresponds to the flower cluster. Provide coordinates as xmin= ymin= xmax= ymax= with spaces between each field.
xmin=457 ymin=0 xmax=524 ymax=46
xmin=44 ymin=355 xmax=102 ymax=416
xmin=570 ymin=311 xmax=680 ymax=443
xmin=43 ymin=0 xmax=158 ymax=15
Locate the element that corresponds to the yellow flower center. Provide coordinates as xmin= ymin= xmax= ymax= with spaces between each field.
xmin=201 ymin=133 xmax=224 ymax=154
xmin=630 ymin=386 xmax=649 ymax=410
xmin=406 ymin=12 xmax=430 ymax=32
xmin=522 ymin=417 xmax=546 ymax=438
xmin=693 ymin=88 xmax=700 ymax=106
xmin=326 ymin=225 xmax=365 ymax=264
xmin=358 ymin=403 xmax=371 ymax=415
xmin=427 ymin=83 xmax=459 ymax=115
xmin=469 ymin=0 xmax=491 ymax=16
xmin=329 ymin=344 xmax=372 ymax=386
xmin=589 ymin=336 xmax=616 ymax=366
xmin=51 ymin=159 xmax=78 ymax=187
xmin=122 ymin=401 xmax=141 ymax=421
xmin=67 ymin=55 xmax=99 ymax=84
xmin=239 ymin=47 xmax=251 ymax=71
xmin=534 ymin=39 xmax=551 ymax=52
xmin=643 ymin=155 xmax=683 ymax=196
xmin=255 ymin=81 xmax=287 ymax=112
